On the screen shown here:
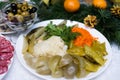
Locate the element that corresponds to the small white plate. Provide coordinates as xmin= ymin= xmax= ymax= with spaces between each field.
xmin=16 ymin=19 xmax=112 ymax=80
xmin=0 ymin=35 xmax=14 ymax=80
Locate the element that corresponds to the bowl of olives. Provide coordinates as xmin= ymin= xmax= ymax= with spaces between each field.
xmin=2 ymin=1 xmax=37 ymax=31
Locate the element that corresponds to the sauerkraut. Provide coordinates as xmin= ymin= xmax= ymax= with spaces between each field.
xmin=33 ymin=36 xmax=67 ymax=57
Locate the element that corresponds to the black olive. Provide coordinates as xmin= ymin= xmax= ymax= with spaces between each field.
xmin=12 ymin=9 xmax=17 ymax=14
xmin=5 ymin=10 xmax=11 ymax=14
xmin=30 ymin=7 xmax=37 ymax=13
xmin=11 ymin=3 xmax=17 ymax=8
xmin=27 ymin=8 xmax=32 ymax=14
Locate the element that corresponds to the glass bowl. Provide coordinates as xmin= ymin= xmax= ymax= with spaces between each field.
xmin=1 ymin=1 xmax=37 ymax=31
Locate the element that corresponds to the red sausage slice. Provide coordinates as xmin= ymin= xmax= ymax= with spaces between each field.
xmin=0 ymin=60 xmax=10 ymax=66
xmin=0 ymin=53 xmax=13 ymax=60
xmin=0 ymin=66 xmax=8 ymax=74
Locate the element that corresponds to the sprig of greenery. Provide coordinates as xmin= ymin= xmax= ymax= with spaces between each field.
xmin=44 ymin=22 xmax=79 ymax=46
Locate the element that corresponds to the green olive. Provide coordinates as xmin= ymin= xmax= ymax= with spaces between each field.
xmin=8 ymin=13 xmax=14 ymax=21
xmin=17 ymin=3 xmax=22 ymax=8
xmin=17 ymin=9 xmax=22 ymax=14
xmin=22 ymin=1 xmax=28 ymax=6
xmin=21 ymin=5 xmax=28 ymax=11
xmin=15 ymin=14 xmax=24 ymax=22
xmin=21 ymin=11 xmax=29 ymax=17
xmin=28 ymin=5 xmax=33 ymax=9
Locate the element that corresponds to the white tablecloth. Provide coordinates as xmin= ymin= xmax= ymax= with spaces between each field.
xmin=1 ymin=34 xmax=120 ymax=80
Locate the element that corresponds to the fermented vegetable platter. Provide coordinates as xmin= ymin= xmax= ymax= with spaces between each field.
xmin=0 ymin=34 xmax=14 ymax=79
xmin=16 ymin=19 xmax=112 ymax=80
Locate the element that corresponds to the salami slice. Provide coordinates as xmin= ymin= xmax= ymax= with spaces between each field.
xmin=0 ymin=41 xmax=10 ymax=49
xmin=0 ymin=53 xmax=13 ymax=60
xmin=0 ymin=36 xmax=14 ymax=53
xmin=0 ymin=60 xmax=10 ymax=66
xmin=0 ymin=46 xmax=14 ymax=53
xmin=0 ymin=37 xmax=14 ymax=53
xmin=0 ymin=66 xmax=8 ymax=74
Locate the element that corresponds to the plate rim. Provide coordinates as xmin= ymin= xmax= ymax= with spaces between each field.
xmin=16 ymin=19 xmax=112 ymax=80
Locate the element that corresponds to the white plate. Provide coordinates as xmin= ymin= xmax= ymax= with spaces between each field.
xmin=16 ymin=19 xmax=112 ymax=80
xmin=0 ymin=35 xmax=14 ymax=79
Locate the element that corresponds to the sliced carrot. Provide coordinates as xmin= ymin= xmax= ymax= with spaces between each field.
xmin=72 ymin=26 xmax=97 ymax=46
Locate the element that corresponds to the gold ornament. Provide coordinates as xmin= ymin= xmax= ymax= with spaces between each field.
xmin=84 ymin=15 xmax=97 ymax=28
xmin=111 ymin=5 xmax=120 ymax=17
xmin=111 ymin=0 xmax=120 ymax=6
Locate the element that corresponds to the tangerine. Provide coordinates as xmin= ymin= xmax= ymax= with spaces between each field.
xmin=92 ymin=0 xmax=107 ymax=9
xmin=64 ymin=0 xmax=80 ymax=12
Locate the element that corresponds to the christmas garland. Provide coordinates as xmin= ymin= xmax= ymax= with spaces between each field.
xmin=0 ymin=0 xmax=120 ymax=46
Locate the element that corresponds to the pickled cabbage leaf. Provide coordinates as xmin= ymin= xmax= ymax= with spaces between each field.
xmin=84 ymin=59 xmax=100 ymax=72
xmin=24 ymin=53 xmax=38 ymax=68
xmin=72 ymin=56 xmax=90 ymax=78
xmin=59 ymin=54 xmax=73 ymax=67
xmin=63 ymin=62 xmax=78 ymax=79
xmin=48 ymin=55 xmax=61 ymax=75
xmin=35 ymin=56 xmax=51 ymax=75
xmin=67 ymin=46 xmax=85 ymax=56
xmin=25 ymin=27 xmax=46 ymax=54
xmin=26 ymin=27 xmax=45 ymax=40
xmin=51 ymin=68 xmax=63 ymax=78
xmin=92 ymin=41 xmax=108 ymax=56
xmin=84 ymin=45 xmax=105 ymax=65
